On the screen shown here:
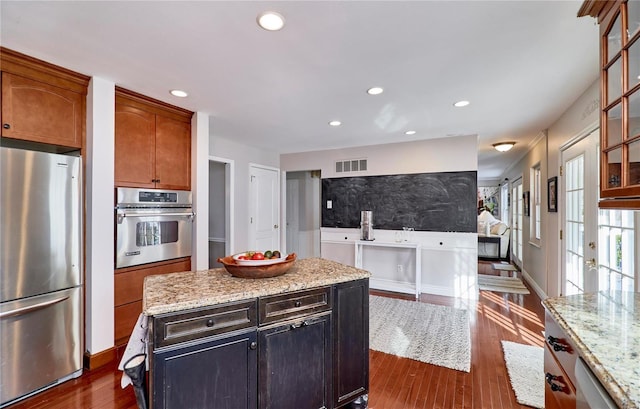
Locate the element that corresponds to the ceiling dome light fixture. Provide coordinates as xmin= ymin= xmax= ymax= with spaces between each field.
xmin=493 ymin=142 xmax=516 ymax=152
xmin=367 ymin=87 xmax=384 ymax=95
xmin=257 ymin=11 xmax=285 ymax=31
xmin=405 ymin=130 xmax=416 ymax=135
xmin=453 ymin=100 xmax=470 ymax=107
xmin=170 ymin=89 xmax=188 ymax=98
xmin=328 ymin=120 xmax=342 ymax=127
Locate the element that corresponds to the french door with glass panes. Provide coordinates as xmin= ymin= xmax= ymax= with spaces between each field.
xmin=562 ymin=130 xmax=599 ymax=295
xmin=563 ymin=129 xmax=637 ymax=295
xmin=511 ymin=178 xmax=523 ymax=266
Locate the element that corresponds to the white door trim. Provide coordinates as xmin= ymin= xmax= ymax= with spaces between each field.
xmin=209 ymin=155 xmax=235 ymax=255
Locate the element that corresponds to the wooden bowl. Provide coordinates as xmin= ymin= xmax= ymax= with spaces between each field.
xmin=217 ymin=253 xmax=296 ymax=279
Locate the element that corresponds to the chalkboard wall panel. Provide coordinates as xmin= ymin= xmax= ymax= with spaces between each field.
xmin=322 ymin=171 xmax=477 ymax=232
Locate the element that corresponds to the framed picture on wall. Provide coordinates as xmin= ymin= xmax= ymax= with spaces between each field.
xmin=523 ymin=191 xmax=530 ymax=217
xmin=548 ymin=176 xmax=558 ymax=213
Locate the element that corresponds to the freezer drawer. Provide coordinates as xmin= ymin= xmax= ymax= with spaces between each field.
xmin=0 ymin=287 xmax=83 ymax=406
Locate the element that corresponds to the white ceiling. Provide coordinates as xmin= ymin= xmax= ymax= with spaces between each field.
xmin=1 ymin=1 xmax=599 ymax=180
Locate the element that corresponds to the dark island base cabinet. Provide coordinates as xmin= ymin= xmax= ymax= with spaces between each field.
xmin=333 ymin=279 xmax=369 ymax=408
xmin=150 ymin=278 xmax=369 ymax=409
xmin=152 ymin=330 xmax=257 ymax=409
xmin=259 ymin=313 xmax=332 ymax=409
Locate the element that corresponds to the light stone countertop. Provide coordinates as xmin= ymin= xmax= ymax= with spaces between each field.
xmin=543 ymin=292 xmax=640 ymax=409
xmin=143 ymin=257 xmax=370 ymax=316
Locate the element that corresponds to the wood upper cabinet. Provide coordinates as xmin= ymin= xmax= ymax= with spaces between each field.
xmin=115 ymin=103 xmax=156 ymax=188
xmin=115 ymin=88 xmax=192 ymax=191
xmin=0 ymin=48 xmax=89 ymax=149
xmin=580 ymin=0 xmax=640 ymax=208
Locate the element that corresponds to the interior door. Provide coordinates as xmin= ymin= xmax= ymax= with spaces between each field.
xmin=561 ymin=129 xmax=599 ymax=295
xmin=249 ymin=165 xmax=280 ymax=252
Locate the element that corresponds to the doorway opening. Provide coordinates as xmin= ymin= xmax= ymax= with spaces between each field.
xmin=286 ymin=170 xmax=321 ymax=258
xmin=209 ymin=157 xmax=234 ymax=268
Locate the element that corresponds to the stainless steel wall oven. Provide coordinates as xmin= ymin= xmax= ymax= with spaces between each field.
xmin=116 ymin=188 xmax=194 ymax=268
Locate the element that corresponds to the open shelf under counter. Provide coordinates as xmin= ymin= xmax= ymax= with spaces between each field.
xmin=354 ymin=240 xmax=421 ymax=299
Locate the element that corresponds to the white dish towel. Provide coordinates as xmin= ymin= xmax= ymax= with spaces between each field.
xmin=118 ymin=313 xmax=149 ymax=388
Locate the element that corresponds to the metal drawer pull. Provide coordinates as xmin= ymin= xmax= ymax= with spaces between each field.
xmin=0 ymin=296 xmax=69 ymax=318
xmin=205 ymin=319 xmax=215 ymax=327
xmin=294 ymin=301 xmax=302 ymax=307
xmin=545 ymin=372 xmax=567 ymax=393
xmin=547 ymin=335 xmax=571 ymax=352
xmin=290 ymin=321 xmax=309 ymax=330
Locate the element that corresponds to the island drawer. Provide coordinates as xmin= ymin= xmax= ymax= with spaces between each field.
xmin=259 ymin=286 xmax=332 ymax=326
xmin=153 ymin=299 xmax=257 ymax=348
xmin=545 ymin=310 xmax=578 ymax=386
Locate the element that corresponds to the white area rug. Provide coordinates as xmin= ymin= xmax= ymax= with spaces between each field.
xmin=478 ymin=274 xmax=530 ymax=294
xmin=502 ymin=341 xmax=545 ymax=409
xmin=492 ymin=263 xmax=518 ymax=271
xmin=369 ymin=295 xmax=471 ymax=372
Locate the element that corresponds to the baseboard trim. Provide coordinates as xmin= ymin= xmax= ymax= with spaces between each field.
xmin=521 ymin=268 xmax=548 ymax=300
xmin=420 ymin=283 xmax=479 ymax=300
xmin=370 ymin=277 xmax=415 ymax=296
xmin=83 ymin=347 xmax=117 ymax=371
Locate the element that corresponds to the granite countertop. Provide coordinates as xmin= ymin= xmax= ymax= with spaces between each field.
xmin=143 ymin=257 xmax=370 ymax=316
xmin=543 ymin=291 xmax=640 ymax=409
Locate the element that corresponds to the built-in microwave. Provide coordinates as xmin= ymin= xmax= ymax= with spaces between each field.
xmin=115 ymin=188 xmax=194 ymax=269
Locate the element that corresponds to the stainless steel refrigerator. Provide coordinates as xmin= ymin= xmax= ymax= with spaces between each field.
xmin=0 ymin=147 xmax=83 ymax=406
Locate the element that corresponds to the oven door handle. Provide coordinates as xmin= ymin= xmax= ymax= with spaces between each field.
xmin=117 ymin=212 xmax=195 ymax=224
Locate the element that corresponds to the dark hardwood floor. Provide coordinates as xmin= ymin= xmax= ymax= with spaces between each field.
xmin=7 ymin=260 xmax=544 ymax=409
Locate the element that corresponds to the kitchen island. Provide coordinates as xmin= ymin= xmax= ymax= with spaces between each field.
xmin=143 ymin=257 xmax=371 ymax=409
xmin=543 ymin=292 xmax=640 ymax=409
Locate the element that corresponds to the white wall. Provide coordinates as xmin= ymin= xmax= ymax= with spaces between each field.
xmin=500 ymin=79 xmax=599 ymax=298
xmin=85 ymin=77 xmax=115 ymax=354
xmin=192 ymin=112 xmax=210 ymax=271
xmin=281 ymin=135 xmax=477 ymax=175
xmin=209 ymin=133 xmax=279 ymax=252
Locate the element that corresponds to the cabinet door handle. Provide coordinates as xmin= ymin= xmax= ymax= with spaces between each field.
xmin=2 ymin=123 xmax=10 ymax=129
xmin=547 ymin=335 xmax=571 ymax=353
xmin=545 ymin=372 xmax=567 ymax=393
xmin=290 ymin=321 xmax=309 ymax=330
xmin=249 ymin=341 xmax=257 ymax=350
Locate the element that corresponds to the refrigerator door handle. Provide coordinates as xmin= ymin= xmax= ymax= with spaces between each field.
xmin=0 ymin=295 xmax=70 ymax=319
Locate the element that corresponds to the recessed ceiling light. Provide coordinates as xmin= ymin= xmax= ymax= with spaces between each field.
xmin=328 ymin=120 xmax=342 ymax=127
xmin=453 ymin=100 xmax=470 ymax=107
xmin=257 ymin=11 xmax=285 ymax=31
xmin=405 ymin=130 xmax=416 ymax=135
xmin=170 ymin=89 xmax=188 ymax=98
xmin=493 ymin=142 xmax=516 ymax=152
xmin=367 ymin=87 xmax=384 ymax=95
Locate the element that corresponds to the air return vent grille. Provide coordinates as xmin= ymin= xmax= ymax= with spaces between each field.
xmin=335 ymin=159 xmax=367 ymax=173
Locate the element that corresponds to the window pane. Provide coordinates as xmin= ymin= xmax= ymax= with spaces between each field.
xmin=606 ymin=104 xmax=622 ymax=147
xmin=628 ymin=0 xmax=640 ymax=40
xmin=629 ymin=38 xmax=640 ymax=90
xmin=606 ymin=148 xmax=623 ymax=188
xmin=607 ymin=13 xmax=622 ymax=62
xmin=628 ymin=139 xmax=640 ymax=185
xmin=629 ymin=90 xmax=640 ymax=138
xmin=607 ymin=58 xmax=622 ymax=102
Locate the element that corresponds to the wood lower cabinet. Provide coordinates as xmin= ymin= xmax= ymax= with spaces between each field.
xmin=544 ymin=311 xmax=577 ymax=409
xmin=152 ymin=330 xmax=258 ymax=409
xmin=0 ymin=49 xmax=89 ymax=149
xmin=258 ymin=313 xmax=332 ymax=409
xmin=149 ymin=279 xmax=369 ymax=409
xmin=115 ymin=88 xmax=192 ymax=191
xmin=115 ymin=258 xmax=191 ymax=346
xmin=544 ymin=345 xmax=576 ymax=409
